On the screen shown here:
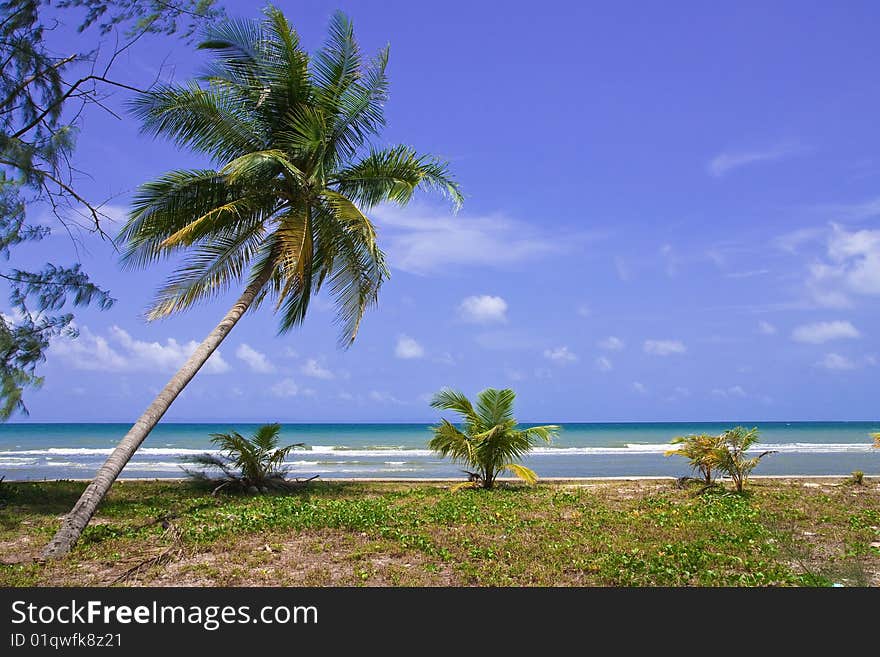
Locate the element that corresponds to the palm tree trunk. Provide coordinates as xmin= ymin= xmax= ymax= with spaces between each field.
xmin=41 ymin=270 xmax=272 ymax=559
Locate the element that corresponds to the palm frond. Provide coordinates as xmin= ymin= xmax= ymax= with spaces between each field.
xmin=198 ymin=15 xmax=264 ymax=62
xmin=147 ymin=227 xmax=267 ymax=320
xmin=276 ymin=104 xmax=328 ymax=165
xmin=120 ymin=169 xmax=232 ymax=267
xmin=251 ymin=422 xmax=282 ymax=451
xmin=430 ymin=388 xmax=479 ymax=425
xmin=158 ymin=198 xmax=256 ymax=249
xmin=334 ymin=145 xmax=463 ymax=209
xmin=503 ymin=463 xmax=538 ymax=485
xmin=258 ymin=7 xmax=312 ymax=119
xmin=475 ymin=388 xmax=516 ymax=427
xmin=128 ymin=82 xmax=264 ymax=163
xmin=220 ymin=149 xmax=306 ymax=187
xmin=521 ymin=424 xmax=559 ymax=444
xmin=311 ymin=11 xmax=361 ymax=122
xmin=427 ymin=419 xmax=473 ymax=460
xmin=329 ymin=45 xmax=389 ymax=162
xmin=273 ymin=208 xmax=315 ymax=332
xmin=311 ymin=194 xmax=387 ymax=346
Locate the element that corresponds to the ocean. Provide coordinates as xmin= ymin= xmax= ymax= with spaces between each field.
xmin=1 ymin=421 xmax=878 ymax=481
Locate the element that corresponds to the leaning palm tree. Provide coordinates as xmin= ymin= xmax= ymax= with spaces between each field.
xmin=429 ymin=387 xmax=560 ymax=490
xmin=43 ymin=7 xmax=461 ymax=558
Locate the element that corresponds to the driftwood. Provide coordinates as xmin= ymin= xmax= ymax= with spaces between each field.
xmin=109 ymin=520 xmax=183 ymax=585
xmin=463 ymin=470 xmax=482 ymax=483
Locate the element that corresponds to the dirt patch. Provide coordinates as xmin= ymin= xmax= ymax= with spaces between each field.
xmin=113 ymin=529 xmax=462 ymax=587
xmin=0 ymin=533 xmax=40 ymax=564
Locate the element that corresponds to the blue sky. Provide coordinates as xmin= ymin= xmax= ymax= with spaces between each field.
xmin=12 ymin=0 xmax=880 ymax=422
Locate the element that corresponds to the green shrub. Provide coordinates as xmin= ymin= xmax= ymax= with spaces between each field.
xmin=712 ymin=426 xmax=775 ymax=493
xmin=665 ymin=433 xmax=724 ymax=485
xmin=428 ymin=387 xmax=560 ymax=490
xmin=182 ymin=423 xmax=306 ymax=493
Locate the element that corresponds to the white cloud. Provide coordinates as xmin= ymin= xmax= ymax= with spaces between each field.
xmin=614 ymin=256 xmax=631 ymax=281
xmin=598 ymin=336 xmax=624 ymax=351
xmin=729 ymin=385 xmax=747 ymax=397
xmin=643 ymin=339 xmax=686 ymax=356
xmin=544 ymin=346 xmax=578 ymax=363
xmin=271 ymin=378 xmax=300 ymax=397
xmin=395 ymin=335 xmax=425 ymax=359
xmin=659 ymin=243 xmax=678 ymax=277
xmin=791 ymin=320 xmax=860 ymax=344
xmin=51 ymin=325 xmax=230 ymax=374
xmin=433 ymin=352 xmax=456 ymax=366
xmin=282 ymin=347 xmax=299 ymax=359
xmin=758 ymin=321 xmax=777 ymax=335
xmin=673 ymin=386 xmax=690 ymax=397
xmin=708 ymin=143 xmax=802 ymax=177
xmin=807 ymin=224 xmax=880 ymax=306
xmin=371 ymin=204 xmax=563 ymax=274
xmin=50 ymin=327 xmax=127 ymax=371
xmin=109 ymin=326 xmax=231 ymax=374
xmin=300 ymin=358 xmax=334 ymax=379
xmin=632 ymin=382 xmax=647 ymax=394
xmin=816 ymin=353 xmax=856 ymax=371
xmin=725 ymin=269 xmax=770 ymax=279
xmin=369 ymin=390 xmax=404 ymax=404
xmin=576 ymin=304 xmax=591 ymax=318
xmin=595 ymin=356 xmax=613 ymax=372
xmin=775 ymin=226 xmax=826 ymax=254
xmin=712 ymin=385 xmax=747 ymax=398
xmin=808 ymin=197 xmax=880 ymax=223
xmin=458 ymin=295 xmax=508 ymax=324
xmin=235 ymin=343 xmax=274 ymax=373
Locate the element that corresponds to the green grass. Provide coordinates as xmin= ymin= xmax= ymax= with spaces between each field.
xmin=0 ymin=478 xmax=877 ymax=586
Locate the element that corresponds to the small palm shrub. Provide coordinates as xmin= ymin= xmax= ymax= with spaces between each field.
xmin=712 ymin=426 xmax=775 ymax=493
xmin=428 ymin=387 xmax=560 ymax=490
xmin=665 ymin=433 xmax=724 ymax=485
xmin=183 ymin=423 xmax=306 ymax=493
xmin=849 ymin=470 xmax=865 ymax=486
xmin=872 ymin=433 xmax=879 ymax=449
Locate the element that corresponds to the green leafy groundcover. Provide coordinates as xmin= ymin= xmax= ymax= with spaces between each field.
xmin=1 ymin=479 xmax=877 ymax=586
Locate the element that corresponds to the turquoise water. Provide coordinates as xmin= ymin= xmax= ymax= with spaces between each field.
xmin=0 ymin=421 xmax=878 ymax=480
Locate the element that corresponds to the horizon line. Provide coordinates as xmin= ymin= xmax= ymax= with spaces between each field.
xmin=3 ymin=418 xmax=879 ymax=425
